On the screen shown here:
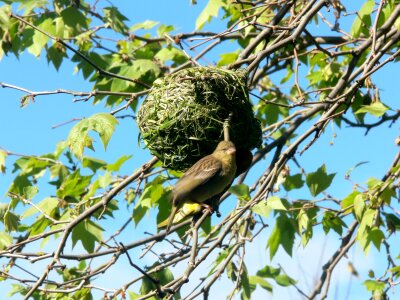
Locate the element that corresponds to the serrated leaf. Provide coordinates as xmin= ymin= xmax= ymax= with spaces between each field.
xmin=196 ymin=0 xmax=225 ymax=30
xmin=306 ymin=165 xmax=335 ymax=197
xmin=22 ymin=197 xmax=58 ymax=219
xmin=251 ymin=201 xmax=271 ymax=218
xmin=3 ymin=210 xmax=20 ymax=232
xmin=249 ymin=276 xmax=273 ymax=292
xmin=282 ymin=174 xmax=304 ymax=191
xmin=103 ymin=7 xmax=128 ymax=33
xmin=60 ymin=7 xmax=88 ymax=36
xmin=128 ymin=291 xmax=140 ymax=300
xmin=240 ymin=265 xmax=251 ymax=300
xmin=17 ymin=0 xmax=48 ymax=14
xmin=155 ymin=47 xmax=187 ymax=64
xmin=363 ymin=280 xmax=385 ymax=292
xmin=71 ymin=219 xmax=103 ymax=253
xmin=23 ymin=186 xmax=38 ymax=200
xmin=355 ymin=102 xmax=390 ymax=117
xmin=275 ymin=274 xmax=297 ymax=287
xmin=208 ymin=248 xmax=229 ymax=276
xmin=256 ymin=265 xmax=281 ymax=278
xmin=82 ymin=157 xmax=107 ymax=172
xmin=322 ymin=211 xmax=347 ymax=235
xmin=217 ymin=51 xmax=239 ymax=66
xmin=350 ymin=0 xmax=375 ymax=37
xmin=369 ymin=227 xmax=385 ymax=250
xmin=27 ymin=18 xmax=53 ymax=57
xmin=267 ymin=213 xmax=295 ymax=259
xmin=267 ymin=196 xmax=287 ymax=211
xmin=341 ymin=190 xmax=360 ymax=214
xmin=67 ymin=113 xmax=118 ymax=159
xmin=107 ymin=155 xmax=132 ymax=172
xmin=229 ymin=184 xmax=250 ymax=201
xmin=0 ymin=231 xmax=13 ymax=250
xmin=353 ymin=194 xmax=366 ymax=221
xmin=157 ymin=24 xmax=174 ymax=37
xmin=56 ymin=170 xmax=92 ymax=199
xmin=130 ymin=20 xmax=159 ymax=32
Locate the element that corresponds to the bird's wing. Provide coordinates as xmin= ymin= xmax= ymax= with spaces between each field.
xmin=173 ymin=156 xmax=222 ymax=201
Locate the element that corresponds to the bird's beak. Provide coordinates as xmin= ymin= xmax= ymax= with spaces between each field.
xmin=226 ymin=147 xmax=236 ymax=155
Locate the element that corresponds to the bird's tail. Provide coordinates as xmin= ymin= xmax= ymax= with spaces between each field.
xmin=165 ymin=205 xmax=178 ymax=233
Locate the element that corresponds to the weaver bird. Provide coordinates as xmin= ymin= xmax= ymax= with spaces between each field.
xmin=162 ymin=140 xmax=237 ymax=232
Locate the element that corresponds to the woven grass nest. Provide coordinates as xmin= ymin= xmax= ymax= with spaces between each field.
xmin=137 ymin=67 xmax=262 ymax=170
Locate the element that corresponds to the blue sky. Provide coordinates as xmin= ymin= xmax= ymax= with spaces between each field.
xmin=0 ymin=1 xmax=399 ymax=299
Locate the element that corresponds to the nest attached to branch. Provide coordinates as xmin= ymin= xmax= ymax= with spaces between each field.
xmin=137 ymin=67 xmax=262 ymax=170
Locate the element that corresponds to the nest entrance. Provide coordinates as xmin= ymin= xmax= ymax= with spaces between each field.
xmin=137 ymin=67 xmax=261 ymax=170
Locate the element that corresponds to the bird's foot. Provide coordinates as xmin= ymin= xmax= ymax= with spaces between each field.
xmin=201 ymin=203 xmax=214 ymax=215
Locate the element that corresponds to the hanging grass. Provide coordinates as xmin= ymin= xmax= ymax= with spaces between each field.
xmin=137 ymin=67 xmax=262 ymax=170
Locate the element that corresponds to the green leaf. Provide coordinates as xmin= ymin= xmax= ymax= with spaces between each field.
xmin=107 ymin=155 xmax=132 ymax=172
xmin=353 ymin=194 xmax=366 ymax=221
xmin=22 ymin=197 xmax=58 ymax=219
xmin=341 ymin=190 xmax=360 ymax=214
xmin=130 ymin=20 xmax=159 ymax=32
xmin=155 ymin=47 xmax=187 ymax=64
xmin=267 ymin=213 xmax=295 ymax=259
xmin=240 ymin=266 xmax=251 ymax=300
xmin=56 ymin=170 xmax=93 ymax=199
xmin=217 ymin=51 xmax=239 ymax=66
xmin=27 ymin=18 xmax=54 ymax=57
xmin=196 ymin=0 xmax=225 ymax=30
xmin=226 ymin=262 xmax=237 ymax=281
xmin=363 ymin=280 xmax=385 ymax=292
xmin=82 ymin=157 xmax=107 ymax=172
xmin=17 ymin=0 xmax=48 ymax=14
xmin=267 ymin=196 xmax=287 ymax=211
xmin=350 ymin=0 xmax=375 ymax=37
xmin=103 ymin=7 xmax=129 ymax=33
xmin=369 ymin=227 xmax=385 ymax=250
xmin=282 ymin=174 xmax=304 ymax=191
xmin=208 ymin=248 xmax=229 ymax=276
xmin=0 ymin=231 xmax=13 ymax=250
xmin=128 ymin=291 xmax=140 ymax=300
xmin=306 ymin=165 xmax=335 ymax=197
xmin=23 ymin=186 xmax=38 ymax=200
xmin=249 ymin=276 xmax=273 ymax=293
xmin=60 ymin=7 xmax=88 ymax=36
xmin=355 ymin=102 xmax=390 ymax=117
xmin=357 ymin=209 xmax=376 ymax=253
xmin=8 ymin=175 xmax=32 ymax=196
xmin=229 ymin=184 xmax=250 ymax=201
xmin=251 ymin=201 xmax=271 ymax=218
xmin=322 ymin=211 xmax=347 ymax=235
xmin=275 ymin=274 xmax=297 ymax=287
xmin=46 ymin=43 xmax=66 ymax=70
xmin=0 ymin=149 xmax=7 ymax=173
xmin=157 ymin=24 xmax=174 ymax=37
xmin=3 ymin=210 xmax=20 ymax=232
xmin=134 ymin=182 xmax=166 ymax=226
xmin=132 ymin=204 xmax=148 ymax=227
xmin=98 ymin=171 xmax=112 ymax=189
xmin=67 ymin=113 xmax=118 ymax=159
xmin=71 ymin=219 xmax=103 ymax=253
xmin=140 ymin=268 xmax=176 ymax=298
xmin=256 ymin=265 xmax=281 ymax=278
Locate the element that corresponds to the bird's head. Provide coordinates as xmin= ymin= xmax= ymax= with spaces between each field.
xmin=214 ymin=140 xmax=236 ymax=157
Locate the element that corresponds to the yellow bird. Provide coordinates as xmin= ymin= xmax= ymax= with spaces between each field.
xmin=161 ymin=140 xmax=237 ymax=232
